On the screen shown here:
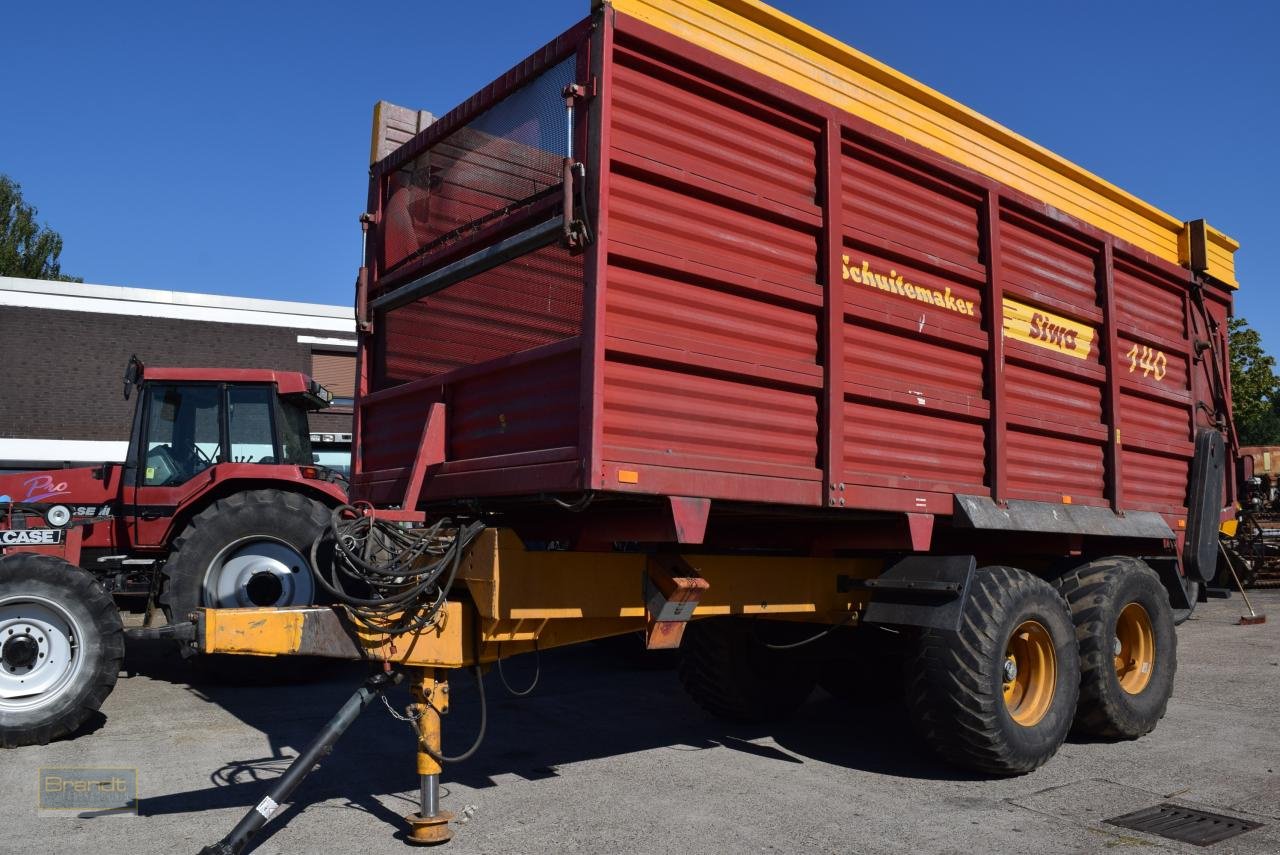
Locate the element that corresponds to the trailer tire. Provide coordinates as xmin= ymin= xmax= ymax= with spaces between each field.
xmin=678 ymin=618 xmax=817 ymax=723
xmin=0 ymin=553 xmax=124 ymax=748
xmin=160 ymin=489 xmax=332 ymax=626
xmin=906 ymin=566 xmax=1079 ymax=776
xmin=1054 ymin=557 xmax=1176 ymax=739
xmin=1172 ymin=578 xmax=1199 ymax=626
xmin=817 ymin=627 xmax=906 ymax=704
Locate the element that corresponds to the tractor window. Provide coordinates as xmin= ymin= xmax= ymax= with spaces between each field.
xmin=142 ymin=385 xmax=222 ymax=486
xmin=276 ymin=400 xmax=312 ymax=466
xmin=228 ymin=386 xmax=278 ymax=464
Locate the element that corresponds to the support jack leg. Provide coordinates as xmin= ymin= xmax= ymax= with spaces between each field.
xmin=405 ymin=668 xmax=453 ymax=845
xmin=198 ymin=670 xmax=401 ymax=855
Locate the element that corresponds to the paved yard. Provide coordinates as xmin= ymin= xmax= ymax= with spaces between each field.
xmin=1 ymin=591 xmax=1278 ymax=855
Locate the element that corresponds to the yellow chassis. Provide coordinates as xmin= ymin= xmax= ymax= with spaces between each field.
xmin=199 ymin=528 xmax=877 ymax=666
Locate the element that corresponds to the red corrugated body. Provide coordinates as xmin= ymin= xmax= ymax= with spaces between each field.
xmin=449 ymin=351 xmax=581 ymax=462
xmin=1000 ymin=211 xmax=1102 ymax=316
xmin=601 ymin=359 xmax=820 ymax=479
xmin=843 ymin=401 xmax=987 ymax=493
xmin=611 ymin=45 xmax=818 ymax=210
xmin=605 ymin=260 xmax=819 ymax=372
xmin=354 ymin=9 xmax=1236 ymax=548
xmin=841 ymin=138 xmax=984 ymax=273
xmin=377 ymin=244 xmax=582 ymax=384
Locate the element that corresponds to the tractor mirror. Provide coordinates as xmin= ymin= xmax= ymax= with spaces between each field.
xmin=122 ymin=354 xmax=144 ymax=400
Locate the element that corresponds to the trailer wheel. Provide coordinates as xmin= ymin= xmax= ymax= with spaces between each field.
xmin=906 ymin=566 xmax=1079 ymax=775
xmin=0 ymin=553 xmax=124 ymax=748
xmin=1054 ymin=557 xmax=1176 ymax=739
xmin=160 ymin=489 xmax=332 ymax=627
xmin=678 ymin=618 xmax=818 ymax=723
xmin=817 ymin=626 xmax=906 ymax=704
xmin=1172 ymin=578 xmax=1199 ymax=626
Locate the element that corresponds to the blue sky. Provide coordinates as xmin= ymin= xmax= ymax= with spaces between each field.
xmin=4 ymin=2 xmax=1277 ymax=349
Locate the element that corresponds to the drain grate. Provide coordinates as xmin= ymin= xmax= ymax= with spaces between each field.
xmin=1105 ymin=803 xmax=1263 ymax=846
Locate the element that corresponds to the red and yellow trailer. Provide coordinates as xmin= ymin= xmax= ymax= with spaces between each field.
xmin=150 ymin=1 xmax=1248 ymax=850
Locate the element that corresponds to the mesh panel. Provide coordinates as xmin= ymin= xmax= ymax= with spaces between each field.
xmin=382 ymin=56 xmax=576 ymax=272
xmin=377 ymin=242 xmax=584 ymax=387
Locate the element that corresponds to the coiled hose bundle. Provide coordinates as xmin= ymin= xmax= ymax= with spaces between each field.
xmin=309 ymin=504 xmax=485 ymax=636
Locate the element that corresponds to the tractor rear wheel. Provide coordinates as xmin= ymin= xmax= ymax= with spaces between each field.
xmin=678 ymin=618 xmax=818 ymax=723
xmin=1054 ymin=557 xmax=1176 ymax=739
xmin=160 ymin=489 xmax=332 ymax=627
xmin=905 ymin=566 xmax=1079 ymax=775
xmin=0 ymin=553 xmax=124 ymax=747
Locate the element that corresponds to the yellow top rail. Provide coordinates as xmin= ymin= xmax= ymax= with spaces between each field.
xmin=605 ymin=0 xmax=1239 ymax=286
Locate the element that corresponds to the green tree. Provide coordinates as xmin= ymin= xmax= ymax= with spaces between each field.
xmin=1229 ymin=316 xmax=1280 ymax=445
xmin=0 ymin=174 xmax=81 ymax=282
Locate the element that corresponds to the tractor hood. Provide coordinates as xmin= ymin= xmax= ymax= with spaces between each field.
xmin=0 ymin=465 xmax=120 ymax=517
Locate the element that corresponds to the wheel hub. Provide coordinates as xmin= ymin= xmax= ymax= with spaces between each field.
xmin=0 ymin=598 xmax=82 ymax=710
xmin=1001 ymin=619 xmax=1057 ymax=727
xmin=203 ymin=537 xmax=315 ymax=609
xmin=1114 ymin=602 xmax=1155 ymax=695
xmin=2 ymin=635 xmax=38 ymax=670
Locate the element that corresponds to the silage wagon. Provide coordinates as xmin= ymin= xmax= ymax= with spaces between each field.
xmin=3 ymin=1 xmax=1245 ymax=850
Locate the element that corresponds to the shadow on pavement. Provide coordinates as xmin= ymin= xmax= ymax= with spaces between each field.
xmin=123 ymin=637 xmax=980 ymax=851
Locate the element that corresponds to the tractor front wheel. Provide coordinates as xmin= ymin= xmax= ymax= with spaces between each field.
xmin=0 ymin=553 xmax=124 ymax=748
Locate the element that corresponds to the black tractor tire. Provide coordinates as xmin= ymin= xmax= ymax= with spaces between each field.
xmin=906 ymin=566 xmax=1080 ymax=776
xmin=0 ymin=553 xmax=124 ymax=748
xmin=678 ymin=618 xmax=818 ymax=723
xmin=159 ymin=489 xmax=332 ymax=626
xmin=1054 ymin=557 xmax=1176 ymax=740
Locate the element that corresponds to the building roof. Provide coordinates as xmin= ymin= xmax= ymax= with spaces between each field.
xmin=0 ymin=276 xmax=354 ymax=332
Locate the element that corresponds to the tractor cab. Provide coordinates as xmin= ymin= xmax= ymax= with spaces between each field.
xmin=124 ymin=359 xmax=332 ymax=488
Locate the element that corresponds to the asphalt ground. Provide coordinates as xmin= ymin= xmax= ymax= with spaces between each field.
xmin=1 ymin=590 xmax=1278 ymax=855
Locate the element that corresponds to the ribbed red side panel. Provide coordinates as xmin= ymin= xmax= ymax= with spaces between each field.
xmin=601 ymin=359 xmax=820 ymax=479
xmin=599 ymin=34 xmax=823 ymax=500
xmin=1000 ymin=210 xmax=1101 ymax=316
xmin=843 ymin=401 xmax=987 ymax=493
xmin=838 ymin=134 xmax=990 ymax=499
xmin=841 ymin=139 xmax=983 ymax=271
xmin=605 ymin=261 xmax=819 ymax=372
xmin=360 ymin=390 xmax=439 ymax=474
xmin=1113 ymin=254 xmax=1195 ymax=511
xmin=1122 ymin=447 xmax=1190 ymax=511
xmin=1114 ymin=261 xmax=1187 ymax=345
xmin=608 ymin=170 xmax=819 ymax=292
xmin=1006 ymin=427 xmax=1106 ymax=501
xmin=998 ymin=209 xmax=1107 ymax=504
xmin=449 ymin=351 xmax=580 ymax=460
xmin=377 ymin=244 xmax=583 ymax=386
xmin=611 ymin=45 xmax=817 ymax=210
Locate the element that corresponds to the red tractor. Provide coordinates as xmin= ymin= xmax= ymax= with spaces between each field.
xmin=0 ymin=358 xmax=347 ymax=746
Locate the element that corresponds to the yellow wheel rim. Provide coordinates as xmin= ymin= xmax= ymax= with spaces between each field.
xmin=1114 ymin=602 xmax=1155 ymax=694
xmin=1002 ymin=620 xmax=1056 ymax=727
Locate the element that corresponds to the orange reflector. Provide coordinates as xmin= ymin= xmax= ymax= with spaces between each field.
xmin=299 ymin=466 xmax=321 ymax=480
xmin=1177 ymin=519 xmax=1187 ymax=529
xmin=1062 ymin=495 xmax=1072 ymax=504
xmin=618 ymin=469 xmax=639 ymax=484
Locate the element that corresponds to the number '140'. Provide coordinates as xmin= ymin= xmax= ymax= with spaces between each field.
xmin=1126 ymin=343 xmax=1166 ymax=381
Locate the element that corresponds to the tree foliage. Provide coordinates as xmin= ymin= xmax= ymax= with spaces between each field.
xmin=1229 ymin=316 xmax=1280 ymax=445
xmin=0 ymin=174 xmax=81 ymax=282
